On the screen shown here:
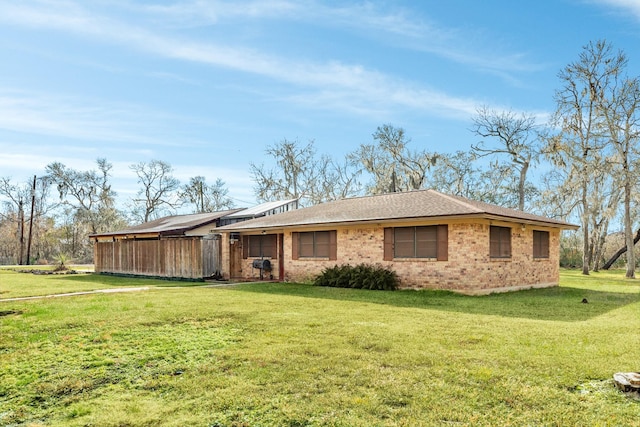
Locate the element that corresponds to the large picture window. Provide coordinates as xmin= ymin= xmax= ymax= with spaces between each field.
xmin=243 ymin=234 xmax=277 ymax=259
xmin=490 ymin=226 xmax=511 ymax=258
xmin=533 ymin=230 xmax=550 ymax=259
xmin=384 ymin=225 xmax=448 ymax=261
xmin=292 ymin=231 xmax=337 ymax=260
xmin=394 ymin=226 xmax=437 ymax=258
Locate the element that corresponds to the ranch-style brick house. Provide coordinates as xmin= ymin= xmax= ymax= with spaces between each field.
xmin=217 ymin=189 xmax=578 ymax=294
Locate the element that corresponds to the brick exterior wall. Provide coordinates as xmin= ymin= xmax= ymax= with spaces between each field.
xmin=224 ymin=219 xmax=561 ymax=294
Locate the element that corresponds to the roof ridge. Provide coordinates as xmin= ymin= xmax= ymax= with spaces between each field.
xmin=428 ymin=189 xmax=483 ymax=213
xmin=159 ymin=208 xmax=244 ymax=220
xmin=319 ymin=188 xmax=434 ymax=204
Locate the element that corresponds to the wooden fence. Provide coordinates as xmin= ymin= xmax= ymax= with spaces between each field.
xmin=94 ymin=235 xmax=222 ymax=279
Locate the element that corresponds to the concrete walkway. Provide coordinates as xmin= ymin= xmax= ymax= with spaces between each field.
xmin=0 ymin=279 xmax=255 ymax=303
xmin=0 ymin=287 xmax=150 ymax=303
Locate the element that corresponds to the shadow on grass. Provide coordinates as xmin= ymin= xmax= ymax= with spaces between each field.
xmin=229 ymin=282 xmax=640 ymax=322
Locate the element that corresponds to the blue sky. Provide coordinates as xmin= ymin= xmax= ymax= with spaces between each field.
xmin=1 ymin=0 xmax=639 ymax=208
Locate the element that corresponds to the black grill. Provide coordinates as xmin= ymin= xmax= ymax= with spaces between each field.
xmin=252 ymin=259 xmax=271 ymax=270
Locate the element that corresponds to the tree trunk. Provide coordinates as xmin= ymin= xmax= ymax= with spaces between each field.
xmin=602 ymin=228 xmax=640 ymax=270
xmin=581 ymin=184 xmax=590 ymax=275
xmin=592 ymin=233 xmax=604 ymax=272
xmin=586 ymin=233 xmax=595 ymax=270
xmin=517 ymin=161 xmax=528 ymax=211
xmin=26 ymin=175 xmax=36 ymax=265
xmin=17 ymin=201 xmax=25 ymax=265
xmin=624 ymin=179 xmax=635 ymax=278
xmin=581 ymin=228 xmax=590 ymax=275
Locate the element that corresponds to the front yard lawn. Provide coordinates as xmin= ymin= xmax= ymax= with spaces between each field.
xmin=1 ymin=269 xmax=638 ymax=426
xmin=0 ymin=269 xmax=201 ymax=299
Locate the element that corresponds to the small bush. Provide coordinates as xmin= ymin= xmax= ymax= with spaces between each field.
xmin=313 ymin=264 xmax=398 ymax=291
xmin=53 ymin=253 xmax=70 ymax=272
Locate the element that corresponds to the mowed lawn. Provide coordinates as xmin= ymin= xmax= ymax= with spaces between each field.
xmin=1 ymin=270 xmax=639 ymax=426
xmin=0 ymin=268 xmax=183 ymax=299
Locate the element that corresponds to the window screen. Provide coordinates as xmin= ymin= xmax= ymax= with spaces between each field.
xmin=293 ymin=231 xmax=337 ymax=260
xmin=248 ymin=234 xmax=277 ymax=258
xmin=394 ymin=226 xmax=438 ymax=258
xmin=533 ymin=230 xmax=549 ymax=258
xmin=490 ymin=226 xmax=511 ymax=258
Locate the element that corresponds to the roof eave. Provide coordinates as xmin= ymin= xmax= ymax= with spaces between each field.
xmin=482 ymin=214 xmax=579 ymax=230
xmin=217 ymin=213 xmax=579 ymax=233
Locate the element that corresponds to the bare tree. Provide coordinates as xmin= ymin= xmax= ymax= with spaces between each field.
xmin=351 ymin=124 xmax=436 ymax=195
xmin=181 ymin=176 xmax=234 ymax=213
xmin=317 ymin=157 xmax=362 ymax=203
xmin=250 ymin=139 xmax=360 ymax=206
xmin=0 ymin=177 xmax=51 ymax=264
xmin=46 ymin=158 xmax=124 ymax=260
xmin=251 ymin=139 xmax=318 ymax=205
xmin=426 ymin=150 xmax=535 ymax=208
xmin=594 ymin=46 xmax=640 ymax=278
xmin=46 ymin=159 xmax=121 ymax=234
xmin=130 ymin=160 xmax=181 ymax=222
xmin=471 ymin=107 xmax=539 ymax=211
xmin=545 ymin=40 xmax=623 ymax=275
xmin=426 ymin=151 xmax=480 ymax=199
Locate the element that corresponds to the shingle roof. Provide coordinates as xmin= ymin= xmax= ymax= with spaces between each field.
xmin=92 ymin=208 xmax=245 ymax=237
xmin=218 ymin=189 xmax=578 ymax=231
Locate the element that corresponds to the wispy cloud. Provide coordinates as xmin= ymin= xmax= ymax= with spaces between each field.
xmin=0 ymin=1 xmax=492 ymax=119
xmin=0 ymin=152 xmax=55 ymax=178
xmin=307 ymin=2 xmax=542 ymax=75
xmin=134 ymin=0 xmax=302 ymax=27
xmin=0 ymin=89 xmax=213 ymax=147
xmin=152 ymin=1 xmax=538 ymax=69
xmin=592 ymin=0 xmax=640 ymax=20
xmin=130 ymin=0 xmax=542 ymax=76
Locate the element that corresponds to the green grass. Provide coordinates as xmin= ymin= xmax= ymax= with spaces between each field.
xmin=0 ymin=269 xmax=207 ymax=299
xmin=1 ymin=270 xmax=639 ymax=426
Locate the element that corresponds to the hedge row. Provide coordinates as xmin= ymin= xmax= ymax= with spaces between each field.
xmin=313 ymin=264 xmax=399 ymax=291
